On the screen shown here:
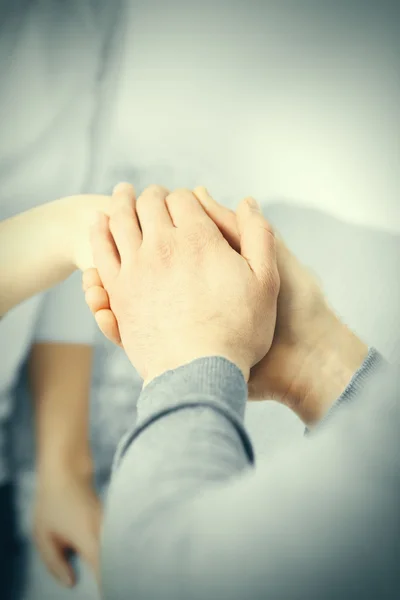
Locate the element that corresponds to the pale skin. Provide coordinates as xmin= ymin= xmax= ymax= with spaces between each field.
xmin=84 ymin=184 xmax=368 ymax=427
xmin=89 ymin=184 xmax=280 ymax=385
xmin=0 ymin=192 xmax=118 ymax=587
xmin=90 ymin=184 xmax=396 ymax=600
xmin=1 ymin=183 xmax=368 ymax=590
xmin=0 ymin=193 xmax=114 ymax=317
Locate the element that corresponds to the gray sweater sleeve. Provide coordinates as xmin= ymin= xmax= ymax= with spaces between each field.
xmin=304 ymin=346 xmax=386 ymax=435
xmin=101 ymin=351 xmax=400 ymax=600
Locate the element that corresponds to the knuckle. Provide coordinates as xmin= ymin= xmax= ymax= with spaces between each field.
xmin=257 ymin=218 xmax=275 ymax=238
xmin=264 ymin=267 xmax=280 ymax=297
xmin=183 ymin=223 xmax=212 ymax=251
xmin=119 ymin=202 xmax=134 ymax=218
xmin=110 ymin=204 xmax=133 ymax=226
xmin=173 ymin=187 xmax=192 ymax=196
xmin=167 ymin=188 xmax=192 ymax=202
xmin=193 ymin=185 xmax=207 ymax=196
xmin=142 ymin=184 xmax=169 ymax=197
xmin=154 ymin=239 xmax=175 ymax=263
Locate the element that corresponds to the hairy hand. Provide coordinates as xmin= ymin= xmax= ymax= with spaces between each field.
xmin=83 ymin=185 xmax=325 ymax=398
xmin=87 ymin=184 xmax=279 ymax=384
xmin=83 ymin=185 xmax=367 ymax=424
xmin=190 ymin=189 xmax=367 ymax=425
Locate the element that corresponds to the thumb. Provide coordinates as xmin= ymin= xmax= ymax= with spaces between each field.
xmin=236 ymin=197 xmax=278 ymax=285
xmin=37 ymin=534 xmax=75 ymax=588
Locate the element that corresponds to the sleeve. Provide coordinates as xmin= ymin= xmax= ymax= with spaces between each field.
xmin=101 ymin=354 xmax=400 ymax=600
xmin=33 ymin=271 xmax=96 ymax=345
xmin=304 ymin=346 xmax=386 ymax=435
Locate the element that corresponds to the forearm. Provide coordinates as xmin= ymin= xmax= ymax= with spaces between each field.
xmin=29 ymin=342 xmax=94 ymax=478
xmin=0 ymin=193 xmax=111 ymax=317
xmin=102 ymin=354 xmax=399 ymax=600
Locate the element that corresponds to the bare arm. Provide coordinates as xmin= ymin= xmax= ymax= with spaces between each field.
xmin=0 ymin=193 xmax=112 ymax=317
xmin=29 ymin=342 xmax=93 ymax=478
xmin=27 ymin=273 xmax=101 ymax=588
xmin=29 ymin=341 xmax=102 ymax=588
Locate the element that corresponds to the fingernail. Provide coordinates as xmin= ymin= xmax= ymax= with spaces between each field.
xmin=194 ymin=186 xmax=208 ymax=195
xmin=113 ymin=182 xmax=134 ymax=195
xmin=247 ymin=197 xmax=260 ymax=211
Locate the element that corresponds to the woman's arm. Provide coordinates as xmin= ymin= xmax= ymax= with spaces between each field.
xmin=30 ymin=341 xmax=94 ymax=481
xmin=0 ymin=193 xmax=113 ymax=317
xmin=28 ymin=274 xmax=101 ymax=588
xmin=30 ymin=341 xmax=101 ymax=588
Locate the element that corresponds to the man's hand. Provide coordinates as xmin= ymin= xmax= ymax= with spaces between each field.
xmin=87 ymin=184 xmax=279 ymax=384
xmin=191 ymin=189 xmax=369 ymax=424
xmin=82 ymin=185 xmax=326 ymax=388
xmin=83 ymin=184 xmax=368 ymax=425
xmin=33 ymin=470 xmax=102 ymax=588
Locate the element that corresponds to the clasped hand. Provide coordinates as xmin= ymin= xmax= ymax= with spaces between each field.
xmin=85 ymin=184 xmax=280 ymax=385
xmin=83 ymin=183 xmax=365 ymax=426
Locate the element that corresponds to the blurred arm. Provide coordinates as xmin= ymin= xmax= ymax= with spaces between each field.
xmin=29 ymin=273 xmax=97 ymax=477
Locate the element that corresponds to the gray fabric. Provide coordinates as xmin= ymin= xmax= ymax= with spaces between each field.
xmin=305 ymin=346 xmax=386 ymax=435
xmin=102 ymin=350 xmax=399 ymax=600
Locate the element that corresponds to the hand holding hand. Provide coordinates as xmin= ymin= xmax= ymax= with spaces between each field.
xmin=83 ymin=184 xmax=367 ymax=424
xmin=87 ymin=184 xmax=280 ymax=384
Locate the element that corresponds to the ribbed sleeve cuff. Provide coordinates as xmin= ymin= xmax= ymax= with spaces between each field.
xmin=306 ymin=347 xmax=386 ymax=436
xmin=112 ymin=356 xmax=252 ymax=472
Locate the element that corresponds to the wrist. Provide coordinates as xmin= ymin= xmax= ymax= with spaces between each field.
xmin=282 ymin=310 xmax=368 ymax=426
xmin=63 ymin=194 xmax=112 ymax=270
xmin=37 ymin=447 xmax=94 ymax=483
xmin=47 ymin=195 xmax=82 ymax=271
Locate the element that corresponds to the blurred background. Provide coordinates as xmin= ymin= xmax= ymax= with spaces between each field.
xmin=0 ymin=1 xmax=399 ymax=598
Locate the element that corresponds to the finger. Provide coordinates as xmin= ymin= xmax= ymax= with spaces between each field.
xmin=112 ymin=181 xmax=136 ymax=196
xmin=236 ymin=197 xmax=279 ymax=286
xmin=165 ymin=188 xmax=212 ymax=228
xmin=95 ymin=309 xmax=122 ymax=346
xmin=37 ymin=535 xmax=75 ymax=588
xmin=85 ymin=285 xmax=110 ymax=313
xmin=109 ymin=192 xmax=142 ymax=264
xmin=82 ymin=268 xmax=103 ymax=292
xmin=192 ymin=187 xmax=240 ymax=252
xmin=90 ymin=213 xmax=120 ymax=289
xmin=84 ymin=285 xmax=120 ymax=344
xmin=136 ymin=185 xmax=173 ymax=236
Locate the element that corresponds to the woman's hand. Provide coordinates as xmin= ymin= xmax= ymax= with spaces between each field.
xmin=33 ymin=468 xmax=102 ymax=588
xmin=61 ymin=193 xmax=116 ymax=271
